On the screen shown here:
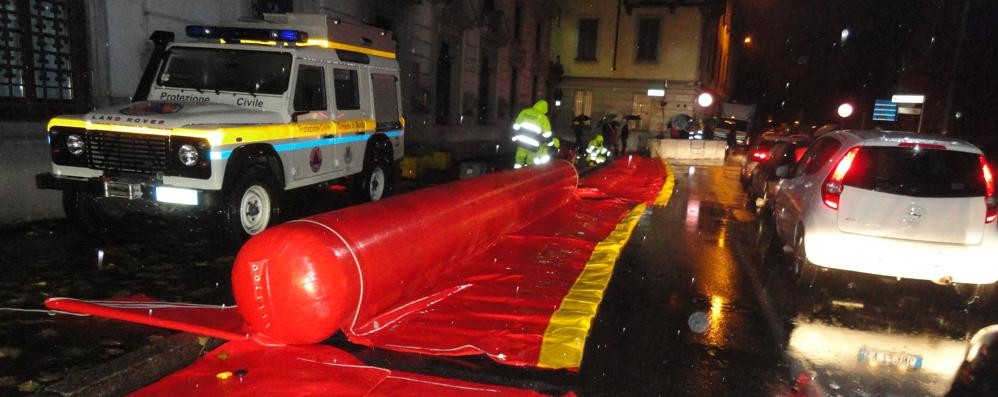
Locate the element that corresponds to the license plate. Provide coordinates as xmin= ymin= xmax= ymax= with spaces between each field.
xmin=858 ymin=346 xmax=923 ymax=370
xmin=104 ymin=181 xmax=143 ymax=200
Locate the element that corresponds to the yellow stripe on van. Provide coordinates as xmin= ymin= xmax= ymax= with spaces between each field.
xmin=48 ymin=117 xmax=376 ymax=146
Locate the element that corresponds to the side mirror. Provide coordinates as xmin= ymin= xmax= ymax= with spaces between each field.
xmin=775 ymin=164 xmax=790 ymax=178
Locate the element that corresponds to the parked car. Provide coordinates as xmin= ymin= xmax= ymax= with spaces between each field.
xmin=773 ymin=130 xmax=997 ymax=304
xmin=947 ymin=324 xmax=998 ymax=396
xmin=746 ymin=136 xmax=812 ymax=211
xmin=740 ymin=133 xmax=809 ymax=187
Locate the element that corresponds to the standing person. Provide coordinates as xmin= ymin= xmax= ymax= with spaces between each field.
xmin=599 ymin=114 xmax=618 ymax=155
xmin=571 ymin=115 xmax=589 ymax=153
xmin=512 ymin=100 xmax=553 ymax=168
xmin=619 ymin=121 xmax=630 ymax=155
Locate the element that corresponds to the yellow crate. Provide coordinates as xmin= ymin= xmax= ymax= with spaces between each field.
xmin=424 ymin=151 xmax=453 ymax=171
xmin=401 ymin=155 xmax=422 ymax=179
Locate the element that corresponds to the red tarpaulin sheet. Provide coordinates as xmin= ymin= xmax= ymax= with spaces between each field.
xmin=46 ymin=156 xmax=670 ymax=371
xmin=132 ymin=340 xmax=552 ymax=397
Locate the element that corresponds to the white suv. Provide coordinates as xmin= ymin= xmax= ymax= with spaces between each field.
xmin=773 ymin=130 xmax=997 ymax=302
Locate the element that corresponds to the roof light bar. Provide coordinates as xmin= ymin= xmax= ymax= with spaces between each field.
xmin=186 ymin=25 xmax=309 ymax=44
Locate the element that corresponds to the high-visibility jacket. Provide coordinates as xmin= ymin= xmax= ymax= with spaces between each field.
xmin=533 ymin=137 xmax=561 ymax=166
xmin=512 ymin=100 xmax=552 ymax=150
xmin=586 ymin=134 xmax=610 ymax=164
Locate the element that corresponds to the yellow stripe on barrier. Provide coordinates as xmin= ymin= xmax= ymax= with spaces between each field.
xmin=654 ymin=159 xmax=676 ymax=207
xmin=537 ymin=159 xmax=676 ymax=369
xmin=537 ymin=203 xmax=645 ymax=369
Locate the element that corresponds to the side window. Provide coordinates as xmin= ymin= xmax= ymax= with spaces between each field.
xmin=371 ymin=73 xmax=401 ymax=131
xmin=791 ymin=141 xmax=822 ymax=178
xmin=293 ymin=65 xmax=326 ymax=112
xmin=802 ymin=138 xmax=843 ymax=176
xmin=333 ymin=68 xmax=360 ymax=110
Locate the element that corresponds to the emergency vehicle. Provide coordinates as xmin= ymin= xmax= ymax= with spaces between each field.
xmin=36 ymin=14 xmax=404 ymax=241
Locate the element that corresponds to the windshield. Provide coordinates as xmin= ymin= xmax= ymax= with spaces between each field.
xmin=157 ymin=47 xmax=292 ymax=95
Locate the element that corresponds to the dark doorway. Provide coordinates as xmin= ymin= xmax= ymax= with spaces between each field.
xmin=435 ymin=42 xmax=453 ymax=125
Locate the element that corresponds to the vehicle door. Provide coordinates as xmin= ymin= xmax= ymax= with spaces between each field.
xmin=330 ymin=66 xmax=369 ymax=175
xmin=776 ymin=137 xmax=842 ymax=237
xmin=291 ymin=63 xmax=334 ymax=182
xmin=371 ymin=72 xmax=403 ymax=160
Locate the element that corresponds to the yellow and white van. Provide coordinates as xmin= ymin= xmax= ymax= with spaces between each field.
xmin=37 ymin=14 xmax=403 ymax=240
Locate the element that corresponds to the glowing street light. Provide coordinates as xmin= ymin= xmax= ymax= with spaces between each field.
xmin=837 ymin=103 xmax=854 ymax=118
xmin=743 ymin=36 xmax=753 ymax=45
xmin=696 ymin=92 xmax=714 ymax=108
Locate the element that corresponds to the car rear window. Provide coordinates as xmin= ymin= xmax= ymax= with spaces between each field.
xmin=843 ymin=146 xmax=986 ymax=198
xmin=751 ymin=140 xmax=777 ymax=156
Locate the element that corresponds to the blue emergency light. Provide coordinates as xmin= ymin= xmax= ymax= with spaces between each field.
xmin=185 ymin=25 xmax=308 ymax=44
xmin=276 ymin=29 xmax=303 ymax=42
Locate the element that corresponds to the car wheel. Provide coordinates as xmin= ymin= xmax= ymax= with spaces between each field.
xmin=224 ymin=166 xmax=280 ymax=243
xmin=352 ymin=154 xmax=393 ymax=202
xmin=955 ymin=283 xmax=996 ymax=306
xmin=63 ymin=190 xmax=113 ymax=235
xmin=793 ymin=227 xmax=817 ymax=287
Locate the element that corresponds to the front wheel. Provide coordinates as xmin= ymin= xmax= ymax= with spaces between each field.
xmin=224 ymin=166 xmax=280 ymax=243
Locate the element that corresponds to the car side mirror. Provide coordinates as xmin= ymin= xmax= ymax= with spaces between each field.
xmin=776 ymin=164 xmax=790 ymax=178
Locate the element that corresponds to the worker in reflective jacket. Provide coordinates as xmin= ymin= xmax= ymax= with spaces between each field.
xmin=586 ymin=134 xmax=610 ymax=165
xmin=512 ymin=100 xmax=553 ymax=169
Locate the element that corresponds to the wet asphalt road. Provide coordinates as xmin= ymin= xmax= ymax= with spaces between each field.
xmin=2 ymin=159 xmax=997 ymax=396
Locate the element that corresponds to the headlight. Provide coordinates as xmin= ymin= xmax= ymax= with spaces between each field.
xmin=178 ymin=144 xmax=199 ymax=166
xmin=66 ymin=134 xmax=84 ymax=155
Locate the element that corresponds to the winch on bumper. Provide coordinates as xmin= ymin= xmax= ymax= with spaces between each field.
xmin=36 ymin=173 xmax=224 ymax=209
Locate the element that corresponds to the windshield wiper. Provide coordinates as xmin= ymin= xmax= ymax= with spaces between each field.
xmin=165 ymin=76 xmax=205 ymax=94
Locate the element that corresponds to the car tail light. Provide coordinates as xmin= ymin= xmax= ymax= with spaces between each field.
xmin=982 ymin=156 xmax=996 ymax=223
xmin=793 ymin=147 xmax=808 ymax=162
xmin=822 ymin=147 xmax=861 ymax=210
xmin=752 ymin=150 xmax=768 ymax=161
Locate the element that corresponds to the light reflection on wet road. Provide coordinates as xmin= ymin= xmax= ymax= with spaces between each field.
xmin=581 ymin=161 xmax=997 ymax=396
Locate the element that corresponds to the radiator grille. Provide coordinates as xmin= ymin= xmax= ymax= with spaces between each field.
xmin=86 ymin=130 xmax=169 ymax=174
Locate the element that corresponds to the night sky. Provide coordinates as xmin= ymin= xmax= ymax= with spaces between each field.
xmin=731 ymin=0 xmax=998 ymax=148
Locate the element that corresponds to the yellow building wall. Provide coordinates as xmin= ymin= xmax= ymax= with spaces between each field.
xmin=552 ymin=1 xmax=702 ymax=81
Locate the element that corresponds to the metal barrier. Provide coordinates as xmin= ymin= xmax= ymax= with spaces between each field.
xmin=648 ymin=138 xmax=727 ymax=161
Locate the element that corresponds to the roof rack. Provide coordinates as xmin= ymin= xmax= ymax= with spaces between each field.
xmin=186 ymin=13 xmax=396 ymax=59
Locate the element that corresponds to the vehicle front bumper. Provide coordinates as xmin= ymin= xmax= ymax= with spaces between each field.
xmin=805 ymin=226 xmax=998 ymax=285
xmin=36 ymin=172 xmax=224 ymax=209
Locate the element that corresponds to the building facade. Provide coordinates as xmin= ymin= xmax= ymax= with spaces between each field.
xmin=0 ymin=0 xmax=553 ymax=223
xmin=549 ymin=0 xmax=733 ymax=135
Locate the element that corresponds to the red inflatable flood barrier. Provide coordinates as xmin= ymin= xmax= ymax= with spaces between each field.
xmin=233 ymin=161 xmax=580 ymax=345
xmin=45 ymin=155 xmax=669 ymax=370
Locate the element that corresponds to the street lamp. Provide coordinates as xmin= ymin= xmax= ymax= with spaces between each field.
xmin=837 ymin=103 xmax=854 ymax=118
xmin=697 ymin=92 xmax=714 ymax=108
xmin=743 ymin=36 xmax=752 ymax=45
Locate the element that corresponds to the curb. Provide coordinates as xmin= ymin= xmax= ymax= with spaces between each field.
xmin=33 ymin=333 xmax=223 ymax=397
